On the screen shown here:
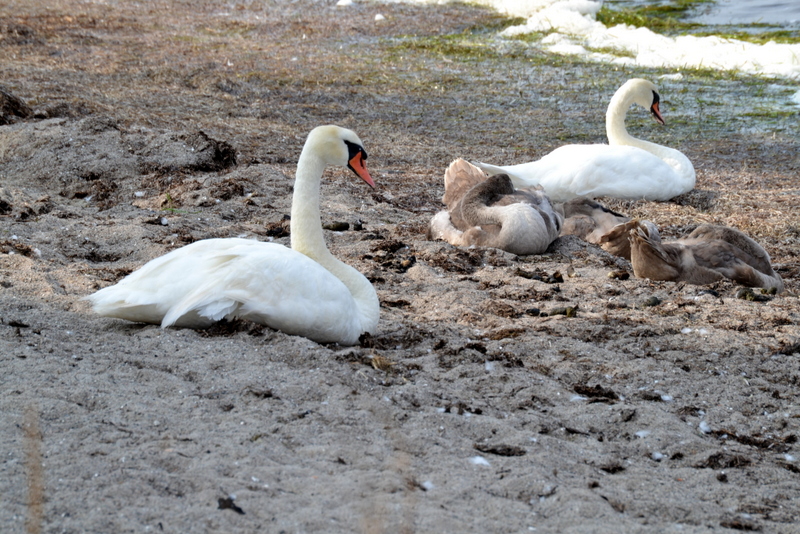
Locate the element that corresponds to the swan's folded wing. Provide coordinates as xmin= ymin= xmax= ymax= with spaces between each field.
xmin=680 ymin=239 xmax=784 ymax=292
xmin=545 ymin=146 xmax=676 ymax=200
xmin=686 ymin=225 xmax=776 ymax=275
xmin=86 ymin=239 xmax=257 ymax=326
xmin=158 ymin=245 xmax=363 ymax=342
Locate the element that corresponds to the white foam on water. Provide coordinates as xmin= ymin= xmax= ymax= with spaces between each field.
xmin=501 ymin=0 xmax=800 ymax=79
xmin=393 ymin=0 xmax=800 ymax=79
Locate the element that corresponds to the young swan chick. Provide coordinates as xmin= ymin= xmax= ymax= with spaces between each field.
xmin=428 ymin=158 xmax=562 ymax=255
xmin=601 ymin=220 xmax=784 ymax=292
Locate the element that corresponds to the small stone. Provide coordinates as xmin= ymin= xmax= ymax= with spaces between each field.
xmin=641 ymin=296 xmax=661 ymax=307
xmin=736 ymin=288 xmax=770 ymax=302
xmin=545 ymin=271 xmax=564 ymax=284
xmin=607 ymin=270 xmax=629 ymax=280
xmin=323 ymin=221 xmax=350 ymax=231
xmin=548 ymin=306 xmax=577 ymax=318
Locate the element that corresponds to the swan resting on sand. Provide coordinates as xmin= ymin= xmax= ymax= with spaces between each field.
xmin=86 ymin=125 xmax=380 ymax=345
xmin=428 ymin=158 xmax=562 ymax=255
xmin=474 ymin=78 xmax=695 ymax=202
xmin=599 ymin=220 xmax=784 ymax=292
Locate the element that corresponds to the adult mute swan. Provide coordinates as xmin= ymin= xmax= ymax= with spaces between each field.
xmin=600 ymin=220 xmax=783 ymax=292
xmin=474 ymin=79 xmax=695 ymax=202
xmin=427 ymin=158 xmax=562 ymax=255
xmin=86 ymin=125 xmax=380 ymax=345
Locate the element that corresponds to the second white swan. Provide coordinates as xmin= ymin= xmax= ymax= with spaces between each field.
xmin=474 ymin=78 xmax=695 ymax=202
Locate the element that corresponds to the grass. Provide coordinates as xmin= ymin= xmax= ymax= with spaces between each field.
xmin=596 ymin=0 xmax=708 ymax=32
xmin=742 ymin=108 xmax=797 ymax=120
xmin=386 ymin=32 xmax=574 ymax=70
xmin=459 ymin=10 xmax=527 ymax=34
xmin=583 ymin=46 xmax=637 ymax=59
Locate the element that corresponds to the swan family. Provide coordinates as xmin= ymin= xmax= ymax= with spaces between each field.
xmin=427 ymin=79 xmax=780 ymax=293
xmin=86 ymin=79 xmax=783 ymax=345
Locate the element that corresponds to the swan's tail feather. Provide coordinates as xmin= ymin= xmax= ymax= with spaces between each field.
xmin=87 ymin=298 xmax=165 ymax=326
xmin=85 ymin=287 xmax=172 ymax=325
xmin=687 ymin=224 xmax=776 ymax=276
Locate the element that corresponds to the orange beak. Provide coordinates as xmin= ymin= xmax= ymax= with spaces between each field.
xmin=348 ymin=150 xmax=375 ymax=189
xmin=650 ymin=101 xmax=666 ymax=125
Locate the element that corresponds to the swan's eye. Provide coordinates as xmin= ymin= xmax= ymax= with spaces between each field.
xmin=344 ymin=140 xmax=367 ymax=161
xmin=651 ymin=90 xmax=660 ymax=105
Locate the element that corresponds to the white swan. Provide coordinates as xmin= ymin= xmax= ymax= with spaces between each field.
xmin=86 ymin=125 xmax=380 ymax=345
xmin=474 ymin=79 xmax=695 ymax=202
xmin=427 ymin=159 xmax=562 ymax=255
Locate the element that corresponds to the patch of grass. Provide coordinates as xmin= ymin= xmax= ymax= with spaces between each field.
xmin=596 ymin=0 xmax=708 ymax=32
xmin=390 ymin=34 xmax=502 ymax=61
xmin=460 ymin=11 xmax=527 ymax=34
xmin=506 ymin=31 xmax=550 ymax=44
xmin=742 ymin=108 xmax=797 ymax=120
xmin=584 ymin=46 xmax=636 ymax=59
xmin=386 ymin=33 xmax=562 ymax=68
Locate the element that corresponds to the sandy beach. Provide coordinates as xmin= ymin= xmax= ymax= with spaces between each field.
xmin=1 ymin=1 xmax=799 ymax=532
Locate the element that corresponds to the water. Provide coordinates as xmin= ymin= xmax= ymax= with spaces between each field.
xmin=685 ymin=0 xmax=800 ymax=27
xmin=612 ymin=0 xmax=800 ymax=28
xmin=495 ymin=0 xmax=800 ymax=79
xmin=396 ymin=0 xmax=800 ymax=79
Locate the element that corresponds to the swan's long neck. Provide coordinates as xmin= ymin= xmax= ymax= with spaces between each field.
xmin=291 ymin=149 xmax=329 ymax=261
xmin=290 ymin=147 xmax=379 ymax=332
xmin=605 ymin=88 xmax=695 ymax=182
xmin=605 ymin=87 xmax=645 ymax=148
